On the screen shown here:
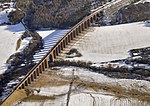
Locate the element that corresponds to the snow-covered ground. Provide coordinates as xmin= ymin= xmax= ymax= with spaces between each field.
xmin=0 ymin=2 xmax=16 ymax=24
xmin=15 ymin=66 xmax=150 ymax=106
xmin=135 ymin=0 xmax=150 ymax=4
xmin=0 ymin=1 xmax=25 ymax=74
xmin=16 ymin=37 xmax=32 ymax=52
xmin=37 ymin=30 xmax=56 ymax=39
xmin=65 ymin=22 xmax=150 ymax=63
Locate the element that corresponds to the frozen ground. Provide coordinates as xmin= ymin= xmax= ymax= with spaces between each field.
xmin=65 ymin=22 xmax=150 ymax=63
xmin=0 ymin=1 xmax=25 ymax=74
xmin=15 ymin=66 xmax=150 ymax=106
xmin=0 ymin=15 xmax=25 ymax=74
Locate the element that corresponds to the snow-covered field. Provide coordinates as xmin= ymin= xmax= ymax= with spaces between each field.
xmin=15 ymin=66 xmax=150 ymax=106
xmin=0 ymin=24 xmax=25 ymax=74
xmin=0 ymin=2 xmax=25 ymax=74
xmin=65 ymin=22 xmax=150 ymax=63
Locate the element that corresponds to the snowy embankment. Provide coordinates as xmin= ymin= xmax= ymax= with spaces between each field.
xmin=65 ymin=22 xmax=150 ymax=63
xmin=0 ymin=2 xmax=25 ymax=74
xmin=15 ymin=66 xmax=150 ymax=106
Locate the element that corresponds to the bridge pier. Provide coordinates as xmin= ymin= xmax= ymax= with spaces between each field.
xmin=25 ymin=80 xmax=28 ymax=86
xmin=28 ymin=77 xmax=31 ymax=84
xmin=87 ymin=19 xmax=91 ymax=27
xmin=56 ymin=47 xmax=59 ymax=56
xmin=49 ymin=53 xmax=54 ymax=62
xmin=57 ymin=46 xmax=59 ymax=54
xmin=96 ymin=13 xmax=100 ymax=17
xmin=73 ymin=30 xmax=76 ymax=38
xmin=65 ymin=37 xmax=68 ymax=45
xmin=90 ymin=17 xmax=93 ymax=24
xmin=70 ymin=33 xmax=73 ymax=40
xmin=76 ymin=28 xmax=79 ymax=36
xmin=93 ymin=15 xmax=97 ymax=21
xmin=63 ymin=40 xmax=66 ymax=48
xmin=44 ymin=58 xmax=49 ymax=68
xmin=53 ymin=50 xmax=56 ymax=59
xmin=79 ymin=26 xmax=82 ymax=33
xmin=34 ymin=71 xmax=37 ymax=79
xmin=58 ymin=45 xmax=61 ymax=53
xmin=42 ymin=62 xmax=45 ymax=71
xmin=21 ymin=83 xmax=25 ymax=89
xmin=36 ymin=68 xmax=39 ymax=76
xmin=55 ymin=49 xmax=57 ymax=57
xmin=81 ymin=24 xmax=84 ymax=31
xmin=39 ymin=65 xmax=42 ymax=73
xmin=61 ymin=42 xmax=63 ymax=50
xmin=67 ymin=36 xmax=70 ymax=43
xmin=31 ymin=75 xmax=34 ymax=81
xmin=84 ymin=21 xmax=87 ymax=29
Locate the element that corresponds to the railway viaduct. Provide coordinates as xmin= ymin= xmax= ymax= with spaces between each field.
xmin=0 ymin=0 xmax=136 ymax=105
xmin=18 ymin=11 xmax=99 ymax=89
xmin=1 ymin=9 xmax=101 ymax=106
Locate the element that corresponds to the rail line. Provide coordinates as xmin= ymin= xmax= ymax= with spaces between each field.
xmin=0 ymin=0 xmax=135 ymax=105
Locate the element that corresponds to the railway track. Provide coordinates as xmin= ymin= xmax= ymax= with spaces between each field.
xmin=0 ymin=0 xmax=136 ymax=105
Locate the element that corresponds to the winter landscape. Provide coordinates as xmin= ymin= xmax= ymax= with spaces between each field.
xmin=0 ymin=0 xmax=150 ymax=106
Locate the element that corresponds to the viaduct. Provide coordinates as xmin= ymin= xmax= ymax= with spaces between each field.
xmin=0 ymin=0 xmax=129 ymax=105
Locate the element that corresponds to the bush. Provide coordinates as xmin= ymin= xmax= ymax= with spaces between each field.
xmin=66 ymin=48 xmax=82 ymax=58
xmin=50 ymin=60 xmax=92 ymax=68
xmin=8 ymin=9 xmax=24 ymax=24
xmin=24 ymin=88 xmax=32 ymax=96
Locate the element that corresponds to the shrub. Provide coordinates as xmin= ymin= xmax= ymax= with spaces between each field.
xmin=8 ymin=9 xmax=24 ymax=24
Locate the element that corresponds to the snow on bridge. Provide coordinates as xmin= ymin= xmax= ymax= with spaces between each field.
xmin=33 ymin=29 xmax=69 ymax=63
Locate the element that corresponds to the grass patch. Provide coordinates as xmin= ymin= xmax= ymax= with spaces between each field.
xmin=16 ymin=38 xmax=22 ymax=51
xmin=22 ymin=95 xmax=56 ymax=101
